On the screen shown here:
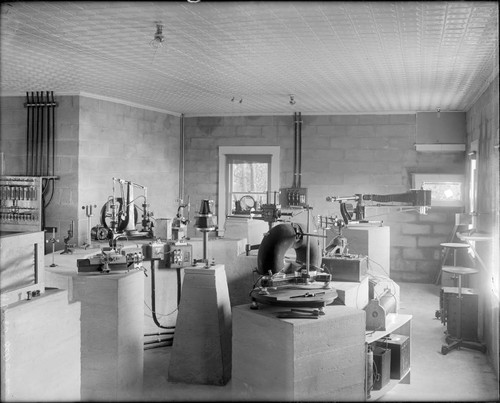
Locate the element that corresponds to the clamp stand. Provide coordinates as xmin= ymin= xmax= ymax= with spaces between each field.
xmin=46 ymin=228 xmax=59 ymax=267
xmin=441 ymin=266 xmax=487 ymax=355
xmin=60 ymin=220 xmax=75 ymax=255
xmin=82 ymin=204 xmax=97 ymax=249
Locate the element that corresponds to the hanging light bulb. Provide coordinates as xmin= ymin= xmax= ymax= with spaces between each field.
xmin=150 ymin=23 xmax=165 ymax=49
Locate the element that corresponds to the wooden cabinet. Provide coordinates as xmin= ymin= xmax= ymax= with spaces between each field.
xmin=365 ymin=313 xmax=412 ymax=401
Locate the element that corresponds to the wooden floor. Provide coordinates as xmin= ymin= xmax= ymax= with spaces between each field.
xmin=139 ymin=282 xmax=499 ymax=402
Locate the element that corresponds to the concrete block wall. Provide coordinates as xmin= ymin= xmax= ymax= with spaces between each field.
xmin=183 ymin=114 xmax=465 ymax=283
xmin=0 ymin=96 xmax=28 ymax=175
xmin=77 ymin=96 xmax=181 ymax=244
xmin=46 ymin=96 xmax=80 ymax=244
xmin=0 ymin=95 xmax=180 ymax=246
xmin=0 ymin=95 xmax=80 ymax=248
xmin=466 ymin=74 xmax=499 ymax=377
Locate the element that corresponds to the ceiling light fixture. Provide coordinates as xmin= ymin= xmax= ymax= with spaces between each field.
xmin=150 ymin=23 xmax=165 ymax=49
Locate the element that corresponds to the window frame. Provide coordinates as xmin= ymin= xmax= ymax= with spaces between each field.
xmin=412 ymin=173 xmax=465 ymax=207
xmin=226 ymin=154 xmax=271 ymax=214
xmin=218 ymin=146 xmax=280 ymax=235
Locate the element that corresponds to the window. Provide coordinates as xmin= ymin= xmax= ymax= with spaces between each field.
xmin=218 ymin=146 xmax=280 ymax=234
xmin=468 ymin=142 xmax=479 ymax=229
xmin=412 ymin=174 xmax=465 ymax=207
xmin=227 ymin=154 xmax=270 ymax=214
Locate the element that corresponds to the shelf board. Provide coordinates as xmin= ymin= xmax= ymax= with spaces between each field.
xmin=365 ymin=314 xmax=412 ymax=401
xmin=368 ymin=369 xmax=411 ymax=402
xmin=414 ymin=143 xmax=465 ymax=152
xmin=365 ymin=313 xmax=412 ymax=342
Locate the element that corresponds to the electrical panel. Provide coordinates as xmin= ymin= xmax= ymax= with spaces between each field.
xmin=141 ymin=241 xmax=166 ymax=260
xmin=0 ymin=176 xmax=43 ymax=232
xmin=279 ymin=187 xmax=308 ymax=208
xmin=162 ymin=241 xmax=192 ymax=269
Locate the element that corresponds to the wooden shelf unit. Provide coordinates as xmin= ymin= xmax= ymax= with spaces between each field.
xmin=365 ymin=313 xmax=412 ymax=401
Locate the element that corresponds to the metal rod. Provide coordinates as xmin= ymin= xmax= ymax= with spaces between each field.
xmin=203 ymin=231 xmax=208 ymax=263
xmin=457 ymin=274 xmax=462 ymax=339
xmin=34 ymin=243 xmax=39 ymax=283
xmin=306 ymin=206 xmax=310 ymax=276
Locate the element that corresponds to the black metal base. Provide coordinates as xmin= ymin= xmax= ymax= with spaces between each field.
xmin=441 ymin=335 xmax=487 ymax=355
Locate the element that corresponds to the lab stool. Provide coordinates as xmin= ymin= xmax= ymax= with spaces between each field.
xmin=441 ymin=266 xmax=486 ymax=355
xmin=438 ymin=243 xmax=471 ymax=287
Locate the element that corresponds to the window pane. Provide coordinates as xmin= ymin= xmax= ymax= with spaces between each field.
xmin=231 ymin=162 xmax=268 ymax=192
xmin=227 ymin=154 xmax=271 ymax=214
xmin=422 ymin=181 xmax=462 ymax=203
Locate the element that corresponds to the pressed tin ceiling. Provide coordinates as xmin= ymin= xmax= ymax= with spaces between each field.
xmin=0 ymin=1 xmax=498 ymax=117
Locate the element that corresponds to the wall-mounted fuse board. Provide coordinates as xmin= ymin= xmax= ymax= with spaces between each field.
xmin=0 ymin=176 xmax=43 ymax=232
xmin=279 ymin=187 xmax=308 ymax=208
xmin=162 ymin=241 xmax=192 ymax=269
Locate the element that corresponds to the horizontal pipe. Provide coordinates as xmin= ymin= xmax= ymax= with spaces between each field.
xmin=144 ymin=341 xmax=173 ymax=350
xmin=144 ymin=337 xmax=173 ymax=346
xmin=144 ymin=331 xmax=175 ymax=337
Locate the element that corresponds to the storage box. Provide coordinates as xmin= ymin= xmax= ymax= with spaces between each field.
xmin=440 ymin=287 xmax=479 ymax=341
xmin=376 ymin=334 xmax=410 ymax=379
xmin=321 ymin=255 xmax=368 ymax=282
xmin=372 ymin=346 xmax=391 ymax=391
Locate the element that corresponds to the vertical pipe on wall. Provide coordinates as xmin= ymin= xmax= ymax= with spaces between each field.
xmin=30 ymin=92 xmax=35 ymax=176
xmin=293 ymin=112 xmax=298 ymax=188
xmin=35 ymin=91 xmax=40 ymax=175
xmin=51 ymin=91 xmax=55 ymax=176
xmin=25 ymin=92 xmax=30 ymax=175
xmin=40 ymin=92 xmax=45 ymax=175
xmin=179 ymin=113 xmax=185 ymax=201
xmin=46 ymin=91 xmax=50 ymax=176
xmin=298 ymin=112 xmax=302 ymax=188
